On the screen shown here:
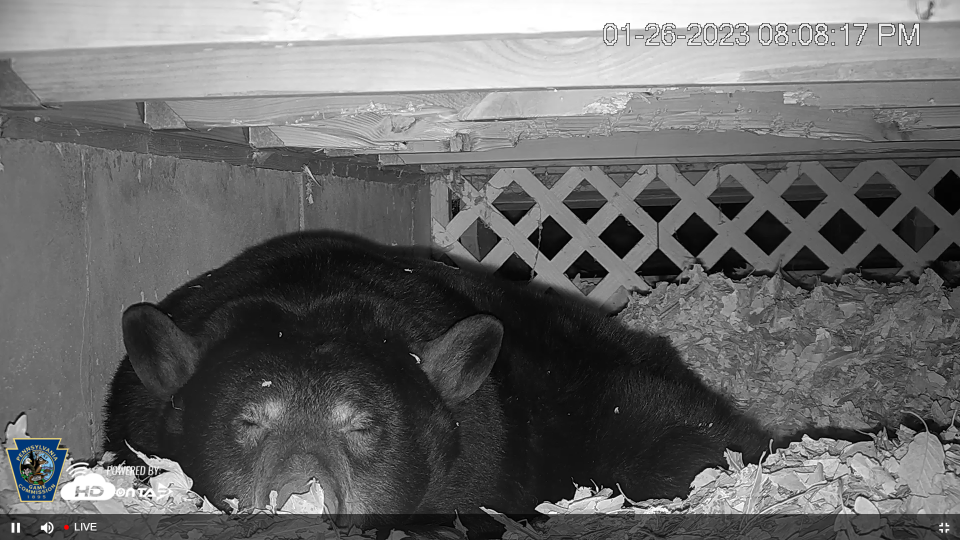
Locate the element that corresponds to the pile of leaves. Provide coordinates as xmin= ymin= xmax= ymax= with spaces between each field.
xmin=3 ymin=269 xmax=959 ymax=538
xmin=3 ymin=413 xmax=959 ymax=539
xmin=619 ymin=266 xmax=960 ymax=436
xmin=497 ymin=421 xmax=960 ymax=539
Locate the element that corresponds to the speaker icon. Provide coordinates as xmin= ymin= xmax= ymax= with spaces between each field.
xmin=40 ymin=522 xmax=54 ymax=534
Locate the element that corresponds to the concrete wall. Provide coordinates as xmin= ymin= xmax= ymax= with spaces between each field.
xmin=0 ymin=138 xmax=430 ymax=460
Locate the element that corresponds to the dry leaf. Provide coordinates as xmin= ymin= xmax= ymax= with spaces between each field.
xmin=898 ymin=433 xmax=946 ymax=496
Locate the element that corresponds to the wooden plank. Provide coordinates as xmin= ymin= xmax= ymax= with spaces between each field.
xmin=465 ymin=83 xmax=960 ymax=121
xmin=0 ymin=138 xmax=301 ymax=458
xmin=874 ymin=107 xmax=960 ymax=129
xmin=32 ymin=101 xmax=146 ymax=129
xmin=1 ymin=101 xmax=254 ymax=148
xmin=430 ymin=157 xmax=939 ymax=176
xmin=335 ymin=122 xmax=960 ymax=155
xmin=381 ymin=132 xmax=960 ymax=167
xmin=898 ymin=128 xmax=960 ymax=141
xmin=463 ymin=90 xmax=635 ymax=120
xmin=242 ymin=100 xmax=960 ymax=155
xmin=252 ymin=124 xmax=449 ymax=153
xmin=185 ymin=127 xmax=250 ymax=146
xmin=4 ymin=0 xmax=956 ymax=53
xmin=150 ymin=82 xmax=960 ymax=130
xmin=780 ymin=81 xmax=960 ymax=108
xmin=254 ymin=123 xmax=520 ymax=153
xmin=308 ymin=156 xmax=423 ymax=185
xmin=164 ymin=94 xmax=487 ymax=127
xmin=613 ymin=92 xmax=888 ymax=141
xmin=6 ymin=23 xmax=959 ymax=103
xmin=616 ymin=97 xmax=960 ymax=137
xmin=415 ymin=150 xmax=960 ymax=169
xmin=0 ymin=114 xmax=313 ymax=172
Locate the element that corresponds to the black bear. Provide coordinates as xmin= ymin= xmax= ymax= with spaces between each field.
xmin=103 ymin=231 xmax=772 ymax=534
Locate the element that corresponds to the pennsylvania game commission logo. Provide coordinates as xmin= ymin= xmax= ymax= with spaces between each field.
xmin=6 ymin=438 xmax=68 ymax=502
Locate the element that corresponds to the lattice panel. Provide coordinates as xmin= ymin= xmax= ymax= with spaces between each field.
xmin=431 ymin=159 xmax=960 ymax=308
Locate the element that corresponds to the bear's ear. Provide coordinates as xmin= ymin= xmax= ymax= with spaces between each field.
xmin=122 ymin=303 xmax=200 ymax=398
xmin=418 ymin=315 xmax=503 ymax=405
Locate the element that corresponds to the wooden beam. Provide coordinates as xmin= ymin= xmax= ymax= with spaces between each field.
xmin=0 ymin=100 xmax=256 ymax=148
xmin=419 ymin=150 xmax=960 ymax=169
xmin=0 ymin=113 xmax=312 ymax=172
xmin=306 ymin=158 xmax=425 ymax=185
xmin=182 ymin=90 xmax=960 ymax=154
xmin=5 ymin=23 xmax=959 ymax=103
xmin=777 ymin=81 xmax=960 ymax=108
xmin=613 ymin=93 xmax=887 ymax=140
xmin=3 ymin=0 xmax=956 ymax=54
xmin=874 ymin=107 xmax=960 ymax=129
xmin=617 ymin=101 xmax=960 ymax=139
xmin=0 ymin=111 xmax=422 ymax=181
xmin=249 ymin=125 xmax=450 ymax=153
xmin=440 ymin=157 xmax=939 ymax=175
xmin=144 ymin=82 xmax=960 ymax=130
xmin=13 ymin=94 xmax=957 ymax=159
xmin=159 ymin=94 xmax=487 ymax=128
xmin=378 ymin=132 xmax=960 ymax=167
xmin=903 ymin=128 xmax=960 ymax=141
xmin=465 ymin=82 xmax=960 ymax=119
xmin=35 ymin=101 xmax=145 ymax=128
xmin=250 ymin=121 xmax=521 ymax=152
xmin=313 ymin=122 xmax=960 ymax=157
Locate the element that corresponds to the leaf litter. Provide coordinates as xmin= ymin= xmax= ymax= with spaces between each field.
xmin=2 ymin=267 xmax=959 ymax=538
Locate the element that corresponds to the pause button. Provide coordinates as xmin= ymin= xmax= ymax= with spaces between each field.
xmin=10 ymin=522 xmax=21 ymax=533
